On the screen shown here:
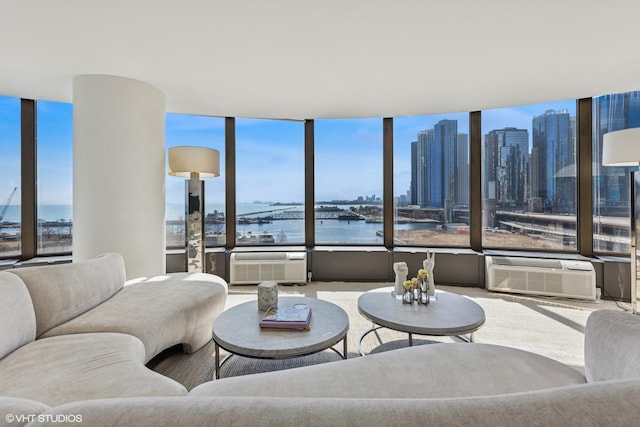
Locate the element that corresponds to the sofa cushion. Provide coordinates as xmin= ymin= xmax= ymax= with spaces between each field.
xmin=24 ymin=380 xmax=640 ymax=427
xmin=40 ymin=272 xmax=228 ymax=362
xmin=9 ymin=253 xmax=125 ymax=337
xmin=0 ymin=333 xmax=186 ymax=407
xmin=0 ymin=396 xmax=49 ymax=427
xmin=585 ymin=309 xmax=640 ymax=382
xmin=0 ymin=272 xmax=36 ymax=360
xmin=191 ymin=342 xmax=586 ymax=399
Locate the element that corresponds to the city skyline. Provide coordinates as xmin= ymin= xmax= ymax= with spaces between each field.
xmin=2 ymin=95 xmax=636 ymax=215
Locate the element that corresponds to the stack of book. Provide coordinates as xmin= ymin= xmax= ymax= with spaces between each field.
xmin=259 ymin=304 xmax=312 ymax=330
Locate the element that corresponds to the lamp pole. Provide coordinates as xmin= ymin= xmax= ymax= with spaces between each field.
xmin=186 ymin=172 xmax=205 ymax=273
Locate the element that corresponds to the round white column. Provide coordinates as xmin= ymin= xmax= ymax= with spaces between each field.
xmin=73 ymin=75 xmax=166 ymax=279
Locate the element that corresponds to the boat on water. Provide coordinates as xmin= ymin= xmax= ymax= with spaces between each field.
xmin=237 ymin=231 xmax=276 ymax=244
xmin=338 ymin=213 xmax=363 ymax=221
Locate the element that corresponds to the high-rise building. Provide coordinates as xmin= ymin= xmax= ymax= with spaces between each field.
xmin=410 ymin=141 xmax=417 ymax=205
xmin=593 ymin=91 xmax=640 ymax=213
xmin=433 ymin=120 xmax=457 ymax=209
xmin=415 ymin=129 xmax=433 ymax=207
xmin=413 ymin=120 xmax=468 ymax=213
xmin=484 ymin=128 xmax=529 ymax=209
xmin=531 ymin=109 xmax=574 ymax=212
xmin=456 ymin=133 xmax=469 ymax=205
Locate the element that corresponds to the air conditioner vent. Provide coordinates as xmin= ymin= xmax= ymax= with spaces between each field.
xmin=485 ymin=256 xmax=596 ymax=300
xmin=230 ymin=252 xmax=307 ymax=285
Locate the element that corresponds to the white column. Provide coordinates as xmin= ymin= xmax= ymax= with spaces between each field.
xmin=73 ymin=75 xmax=166 ymax=279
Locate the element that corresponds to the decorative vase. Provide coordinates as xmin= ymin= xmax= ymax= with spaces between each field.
xmin=421 ymin=291 xmax=429 ymax=305
xmin=403 ymin=290 xmax=413 ymax=304
xmin=413 ymin=286 xmax=420 ymax=303
xmin=257 ymin=281 xmax=278 ymax=311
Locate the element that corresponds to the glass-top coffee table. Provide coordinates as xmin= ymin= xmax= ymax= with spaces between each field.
xmin=212 ymin=296 xmax=349 ymax=379
xmin=357 ymin=287 xmax=485 ymax=355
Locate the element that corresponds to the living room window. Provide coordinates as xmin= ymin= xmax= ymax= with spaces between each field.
xmin=482 ymin=100 xmax=578 ymax=251
xmin=235 ymin=118 xmax=305 ymax=246
xmin=393 ymin=113 xmax=470 ymax=247
xmin=314 ymin=118 xmax=383 ymax=244
xmin=0 ymin=95 xmax=21 ymax=258
xmin=592 ymin=90 xmax=640 ymax=254
xmin=36 ymin=100 xmax=73 ymax=254
xmin=166 ymin=113 xmax=226 ymax=248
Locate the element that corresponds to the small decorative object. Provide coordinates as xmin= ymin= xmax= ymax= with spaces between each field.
xmin=417 ymin=268 xmax=429 ymax=304
xmin=423 ymin=251 xmax=436 ymax=301
xmin=393 ymin=262 xmax=409 ymax=300
xmin=411 ymin=277 xmax=420 ymax=302
xmin=402 ymin=280 xmax=414 ymax=304
xmin=420 ymin=289 xmax=429 ymax=304
xmin=257 ymin=281 xmax=278 ymax=311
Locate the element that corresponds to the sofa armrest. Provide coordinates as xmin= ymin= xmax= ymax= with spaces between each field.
xmin=584 ymin=309 xmax=640 ymax=382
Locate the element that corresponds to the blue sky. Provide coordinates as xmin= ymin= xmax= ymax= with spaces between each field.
xmin=1 ymin=95 xmax=576 ymax=208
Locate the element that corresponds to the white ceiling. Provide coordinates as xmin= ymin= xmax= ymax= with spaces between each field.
xmin=1 ymin=0 xmax=639 ymax=120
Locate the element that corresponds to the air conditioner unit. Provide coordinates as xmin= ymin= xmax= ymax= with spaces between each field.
xmin=230 ymin=252 xmax=307 ymax=285
xmin=485 ymin=256 xmax=596 ymax=301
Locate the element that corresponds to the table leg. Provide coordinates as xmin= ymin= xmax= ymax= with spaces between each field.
xmin=343 ymin=334 xmax=348 ymax=359
xmin=214 ymin=341 xmax=220 ymax=380
xmin=408 ymin=332 xmax=413 ymax=346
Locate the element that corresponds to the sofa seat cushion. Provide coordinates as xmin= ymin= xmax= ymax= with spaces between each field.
xmin=40 ymin=273 xmax=228 ymax=363
xmin=0 ymin=333 xmax=186 ymax=407
xmin=0 ymin=396 xmax=49 ymax=426
xmin=190 ymin=343 xmax=586 ymax=399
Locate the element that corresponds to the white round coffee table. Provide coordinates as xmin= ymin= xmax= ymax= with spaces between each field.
xmin=357 ymin=287 xmax=485 ymax=355
xmin=212 ymin=296 xmax=349 ymax=378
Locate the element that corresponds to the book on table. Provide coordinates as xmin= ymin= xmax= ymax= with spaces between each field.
xmin=259 ymin=304 xmax=312 ymax=330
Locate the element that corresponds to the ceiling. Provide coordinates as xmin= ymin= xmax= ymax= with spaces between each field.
xmin=1 ymin=0 xmax=639 ymax=120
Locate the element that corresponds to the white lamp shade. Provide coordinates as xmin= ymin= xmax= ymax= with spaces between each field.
xmin=168 ymin=146 xmax=220 ymax=178
xmin=602 ymin=127 xmax=640 ymax=167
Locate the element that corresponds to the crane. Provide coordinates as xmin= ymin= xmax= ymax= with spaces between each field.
xmin=0 ymin=187 xmax=18 ymax=222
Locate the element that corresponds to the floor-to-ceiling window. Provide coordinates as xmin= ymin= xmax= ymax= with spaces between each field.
xmin=482 ymin=100 xmax=578 ymax=251
xmin=0 ymin=96 xmax=21 ymax=257
xmin=393 ymin=113 xmax=470 ymax=247
xmin=314 ymin=118 xmax=383 ymax=244
xmin=235 ymin=118 xmax=304 ymax=245
xmin=592 ymin=90 xmax=640 ymax=254
xmin=166 ymin=114 xmax=226 ymax=247
xmin=36 ymin=100 xmax=73 ymax=254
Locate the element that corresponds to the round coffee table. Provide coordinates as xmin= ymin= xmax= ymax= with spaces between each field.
xmin=357 ymin=287 xmax=485 ymax=355
xmin=212 ymin=296 xmax=349 ymax=378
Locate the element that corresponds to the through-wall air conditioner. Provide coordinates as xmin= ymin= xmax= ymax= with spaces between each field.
xmin=230 ymin=252 xmax=307 ymax=285
xmin=485 ymin=256 xmax=596 ymax=300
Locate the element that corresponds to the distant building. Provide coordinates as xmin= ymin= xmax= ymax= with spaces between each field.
xmin=413 ymin=120 xmax=469 ymax=218
xmin=484 ymin=127 xmax=529 ymax=210
xmin=531 ymin=109 xmax=574 ymax=212
xmin=410 ymin=141 xmax=417 ymax=205
xmin=593 ymin=91 xmax=640 ymax=214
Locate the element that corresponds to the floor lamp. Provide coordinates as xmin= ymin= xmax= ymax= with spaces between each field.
xmin=168 ymin=146 xmax=220 ymax=273
xmin=603 ymin=127 xmax=640 ymax=314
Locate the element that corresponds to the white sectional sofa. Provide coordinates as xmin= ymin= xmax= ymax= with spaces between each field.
xmin=1 ymin=254 xmax=640 ymax=426
xmin=0 ymin=253 xmax=227 ymax=409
